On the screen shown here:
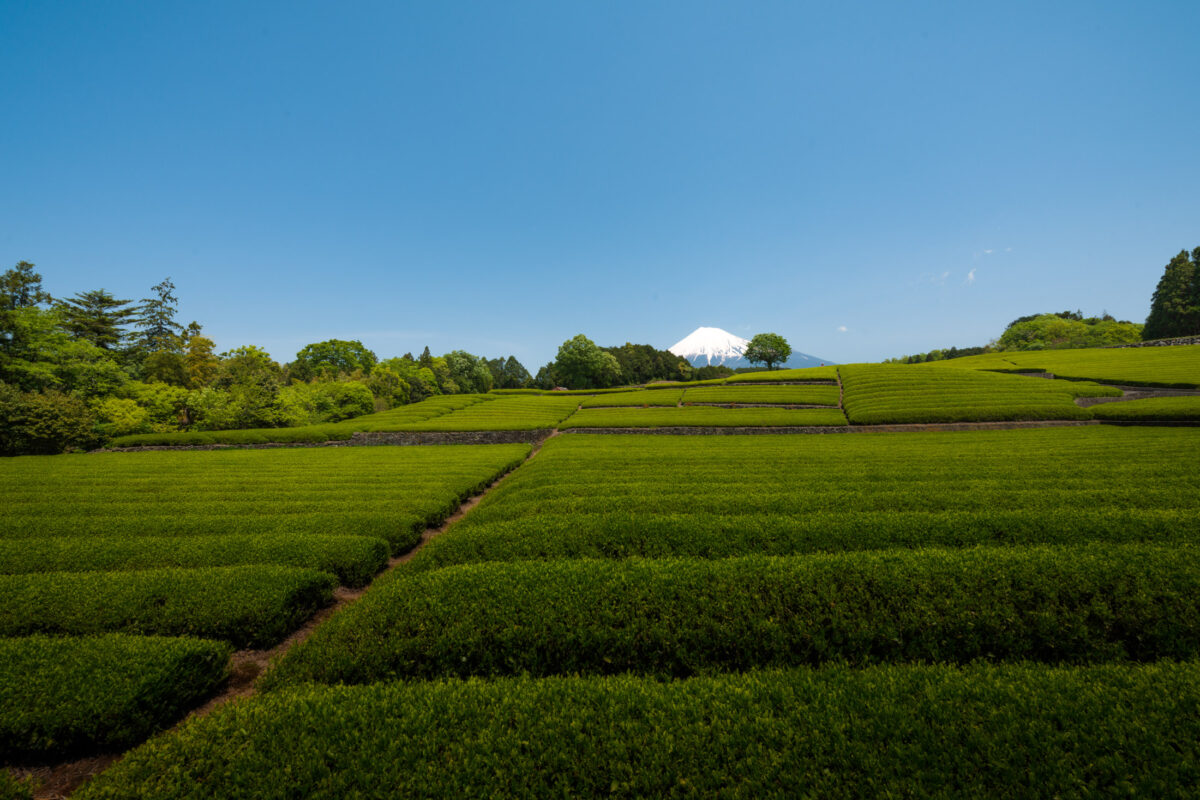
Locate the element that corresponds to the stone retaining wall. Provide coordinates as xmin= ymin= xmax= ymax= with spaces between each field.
xmin=1107 ymin=337 xmax=1200 ymax=348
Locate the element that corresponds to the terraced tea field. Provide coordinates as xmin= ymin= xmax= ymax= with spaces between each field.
xmin=929 ymin=343 xmax=1200 ymax=388
xmin=0 ymin=445 xmax=528 ymax=763
xmin=69 ymin=425 xmax=1200 ymax=798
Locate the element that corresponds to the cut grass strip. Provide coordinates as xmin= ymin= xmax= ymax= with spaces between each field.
xmin=80 ymin=663 xmax=1200 ymax=799
xmin=266 ymin=545 xmax=1200 ymax=686
xmin=0 ymin=635 xmax=231 ymax=759
xmin=561 ymin=406 xmax=848 ymax=428
xmin=0 ymin=566 xmax=336 ymax=649
xmin=0 ymin=534 xmax=388 ymax=588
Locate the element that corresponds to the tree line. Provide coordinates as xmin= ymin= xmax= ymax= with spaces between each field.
xmin=0 ymin=262 xmax=534 ymax=455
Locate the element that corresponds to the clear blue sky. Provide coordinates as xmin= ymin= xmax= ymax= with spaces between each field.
xmin=3 ymin=1 xmax=1197 ymax=368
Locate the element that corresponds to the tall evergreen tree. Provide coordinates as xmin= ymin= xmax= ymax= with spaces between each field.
xmin=1143 ymin=248 xmax=1200 ymax=340
xmin=57 ymin=289 xmax=138 ymax=350
xmin=0 ymin=261 xmax=51 ymax=311
xmin=135 ymin=278 xmax=185 ymax=353
xmin=418 ymin=346 xmax=434 ymax=368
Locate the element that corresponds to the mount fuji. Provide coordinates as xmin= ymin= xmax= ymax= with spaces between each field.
xmin=668 ymin=326 xmax=834 ymax=369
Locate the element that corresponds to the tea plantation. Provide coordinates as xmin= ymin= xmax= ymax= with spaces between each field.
xmin=0 ymin=445 xmax=529 ymax=762
xmin=6 ymin=344 xmax=1200 ymax=798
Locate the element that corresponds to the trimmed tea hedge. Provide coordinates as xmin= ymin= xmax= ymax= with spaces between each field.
xmin=389 ymin=395 xmax=578 ymax=430
xmin=0 ymin=634 xmax=231 ymax=758
xmin=839 ymin=364 xmax=1103 ymax=424
xmin=726 ymin=366 xmax=839 ymax=382
xmin=1091 ymin=396 xmax=1200 ymax=421
xmin=414 ymin=429 xmax=1200 ymax=569
xmin=0 ymin=566 xmax=336 ymax=649
xmin=266 ymin=545 xmax=1200 ymax=686
xmin=579 ymin=390 xmax=683 ymax=407
xmin=80 ymin=663 xmax=1200 ymax=799
xmin=0 ymin=534 xmax=388 ymax=587
xmin=561 ymin=407 xmax=848 ymax=428
xmin=937 ymin=344 xmax=1200 ymax=388
xmin=0 ymin=445 xmax=531 ymax=555
xmin=680 ymin=384 xmax=840 ymax=405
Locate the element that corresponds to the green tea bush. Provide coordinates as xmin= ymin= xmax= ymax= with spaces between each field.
xmin=266 ymin=545 xmax=1200 ymax=686
xmin=0 ymin=566 xmax=336 ymax=648
xmin=0 ymin=445 xmax=531 ymax=555
xmin=579 ymin=390 xmax=682 ymax=407
xmin=727 ymin=366 xmax=839 ymax=382
xmin=0 ymin=534 xmax=388 ymax=587
xmin=1091 ymin=396 xmax=1200 ymax=421
xmin=680 ymin=385 xmax=840 ymax=405
xmin=388 ymin=395 xmax=578 ymax=430
xmin=83 ymin=663 xmax=1200 ymax=799
xmin=561 ymin=407 xmax=848 ymax=428
xmin=935 ymin=345 xmax=1200 ymax=388
xmin=839 ymin=364 xmax=1094 ymax=423
xmin=0 ymin=634 xmax=230 ymax=758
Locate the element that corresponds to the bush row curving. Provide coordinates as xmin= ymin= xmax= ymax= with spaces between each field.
xmin=561 ymin=406 xmax=848 ymax=428
xmin=1091 ymin=395 xmax=1200 ymax=421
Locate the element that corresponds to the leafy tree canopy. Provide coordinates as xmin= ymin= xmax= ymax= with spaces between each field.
xmin=56 ymin=289 xmax=138 ymax=350
xmin=291 ymin=339 xmax=378 ymax=381
xmin=552 ymin=334 xmax=622 ymax=389
xmin=997 ymin=313 xmax=1142 ymax=351
xmin=743 ymin=333 xmax=792 ymax=371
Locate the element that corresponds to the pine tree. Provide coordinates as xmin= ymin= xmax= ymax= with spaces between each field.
xmin=1143 ymin=248 xmax=1200 ymax=340
xmin=135 ymin=278 xmax=185 ymax=353
xmin=57 ymin=289 xmax=138 ymax=350
xmin=418 ymin=346 xmax=434 ymax=368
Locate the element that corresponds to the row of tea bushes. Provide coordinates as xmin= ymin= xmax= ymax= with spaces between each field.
xmin=579 ymin=389 xmax=683 ymax=407
xmin=265 ymin=545 xmax=1200 ymax=686
xmin=679 ymin=384 xmax=841 ymax=405
xmin=934 ymin=344 xmax=1200 ymax=388
xmin=838 ymin=364 xmax=1112 ymax=424
xmin=0 ymin=635 xmax=230 ymax=758
xmin=415 ymin=431 xmax=1200 ymax=570
xmin=0 ymin=566 xmax=336 ymax=649
xmin=81 ymin=663 xmax=1200 ymax=798
xmin=1091 ymin=395 xmax=1200 ymax=421
xmin=561 ymin=407 xmax=848 ymax=428
xmin=0 ymin=534 xmax=388 ymax=587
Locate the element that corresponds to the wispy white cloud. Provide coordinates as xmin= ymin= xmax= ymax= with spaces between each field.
xmin=965 ymin=268 xmax=977 ymax=286
xmin=836 ymin=325 xmax=848 ymax=333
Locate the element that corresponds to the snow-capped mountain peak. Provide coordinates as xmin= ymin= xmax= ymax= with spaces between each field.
xmin=669 ymin=326 xmax=750 ymax=366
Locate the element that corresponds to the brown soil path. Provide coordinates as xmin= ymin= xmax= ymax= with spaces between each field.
xmin=16 ymin=433 xmax=556 ymax=800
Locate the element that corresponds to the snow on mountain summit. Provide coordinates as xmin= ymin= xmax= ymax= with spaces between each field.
xmin=669 ymin=327 xmax=751 ymax=366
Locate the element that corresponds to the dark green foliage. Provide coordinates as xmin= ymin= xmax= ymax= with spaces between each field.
xmin=289 ymin=339 xmax=377 ymax=381
xmin=268 ymin=544 xmax=1200 ymax=685
xmin=55 ymin=289 xmax=138 ymax=351
xmin=601 ymin=342 xmax=693 ymax=384
xmin=485 ymin=355 xmax=532 ymax=389
xmin=0 ymin=770 xmax=33 ymax=800
xmin=0 ymin=566 xmax=336 ymax=649
xmin=78 ymin=663 xmax=1200 ymax=799
xmin=0 ymin=635 xmax=230 ymax=758
xmin=0 ymin=383 xmax=102 ymax=455
xmin=840 ymin=364 xmax=1095 ymax=423
xmin=133 ymin=278 xmax=183 ymax=354
xmin=0 ymin=534 xmax=388 ymax=588
xmin=743 ymin=332 xmax=791 ymax=370
xmin=1144 ymin=247 xmax=1200 ymax=339
xmin=1091 ymin=396 xmax=1200 ymax=421
xmin=885 ymin=344 xmax=992 ymax=364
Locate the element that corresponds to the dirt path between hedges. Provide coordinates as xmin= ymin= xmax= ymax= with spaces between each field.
xmin=17 ymin=433 xmax=557 ymax=800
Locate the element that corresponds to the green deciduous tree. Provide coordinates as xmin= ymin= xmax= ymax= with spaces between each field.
xmin=1144 ymin=248 xmax=1200 ymax=340
xmin=290 ymin=339 xmax=378 ymax=381
xmin=997 ymin=313 xmax=1142 ymax=351
xmin=552 ymin=334 xmax=622 ymax=389
xmin=744 ymin=333 xmax=792 ymax=371
xmin=443 ymin=350 xmax=494 ymax=394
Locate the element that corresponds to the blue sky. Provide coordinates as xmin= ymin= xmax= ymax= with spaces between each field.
xmin=3 ymin=1 xmax=1197 ymax=368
